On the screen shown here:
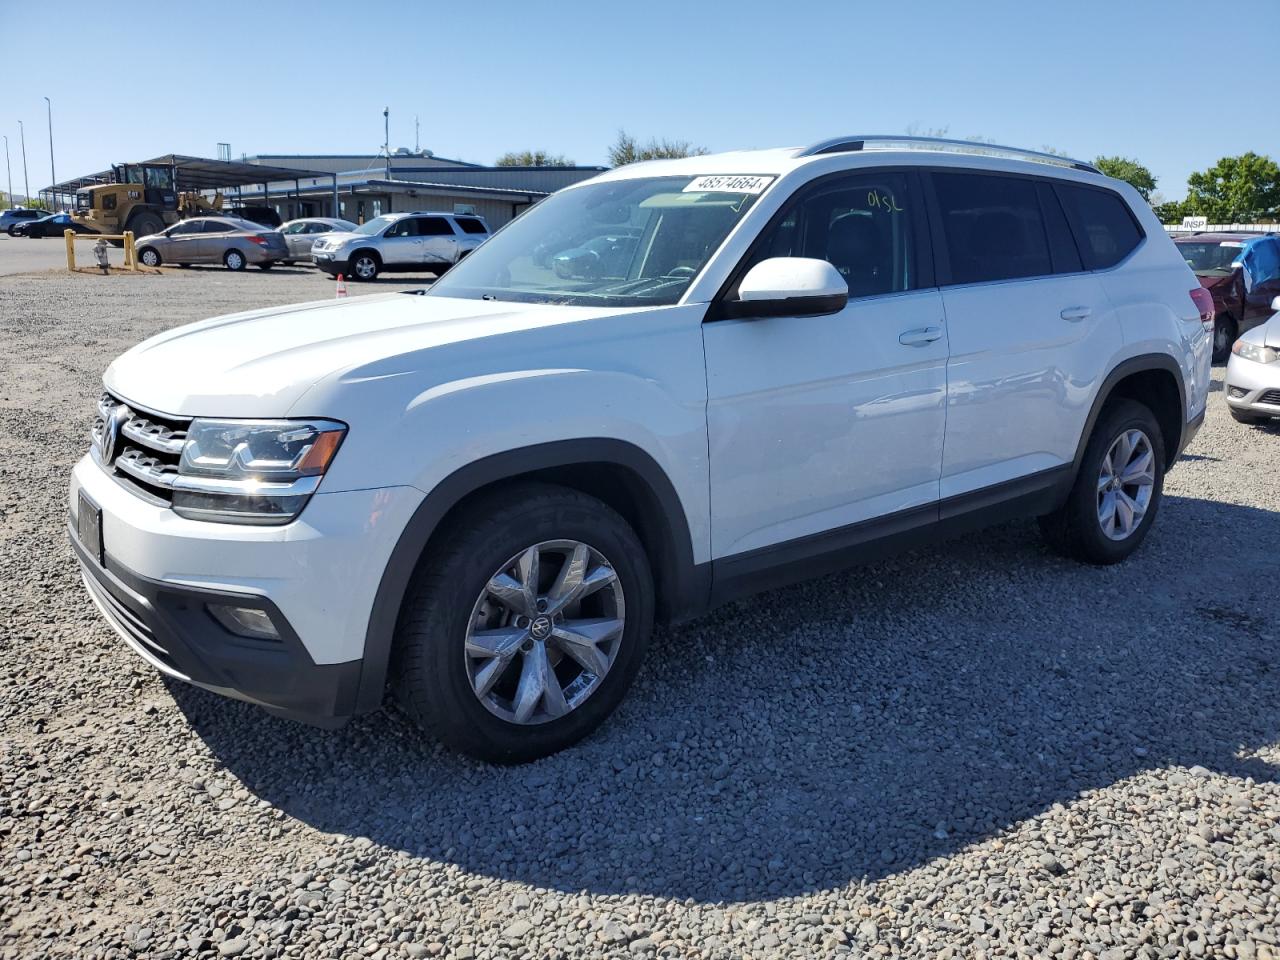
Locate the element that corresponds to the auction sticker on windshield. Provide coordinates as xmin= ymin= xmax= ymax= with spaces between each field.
xmin=683 ymin=175 xmax=775 ymax=195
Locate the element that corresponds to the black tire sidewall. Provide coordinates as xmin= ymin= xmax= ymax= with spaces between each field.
xmin=397 ymin=487 xmax=653 ymax=763
xmin=1068 ymin=400 xmax=1165 ymax=563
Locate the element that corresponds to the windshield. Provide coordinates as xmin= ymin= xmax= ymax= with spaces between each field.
xmin=428 ymin=175 xmax=770 ymax=306
xmin=354 ymin=215 xmax=393 ymax=236
xmin=1176 ymin=241 xmax=1241 ymax=274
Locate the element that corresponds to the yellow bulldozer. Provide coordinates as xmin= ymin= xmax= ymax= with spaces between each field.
xmin=71 ymin=161 xmax=223 ymax=242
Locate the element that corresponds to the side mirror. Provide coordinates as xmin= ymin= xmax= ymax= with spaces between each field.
xmin=1272 ymin=295 xmax=1280 ymax=312
xmin=728 ymin=257 xmax=848 ymax=319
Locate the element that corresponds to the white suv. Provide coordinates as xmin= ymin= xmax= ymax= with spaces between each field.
xmin=310 ymin=210 xmax=489 ymax=281
xmin=70 ymin=136 xmax=1212 ymax=761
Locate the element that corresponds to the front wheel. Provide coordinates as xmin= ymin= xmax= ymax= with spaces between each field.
xmin=1038 ymin=398 xmax=1165 ymax=565
xmin=392 ymin=482 xmax=654 ymax=763
xmin=223 ymin=249 xmax=246 ymax=271
xmin=137 ymin=246 xmax=162 ymax=268
xmin=349 ymin=251 xmax=379 ymax=281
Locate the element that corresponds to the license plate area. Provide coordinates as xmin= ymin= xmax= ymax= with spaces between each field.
xmin=77 ymin=490 xmax=104 ymax=567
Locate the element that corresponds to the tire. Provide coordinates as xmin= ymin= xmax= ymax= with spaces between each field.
xmin=257 ymin=261 xmax=275 ymax=271
xmin=178 ymin=263 xmax=191 ymax=269
xmin=349 ymin=250 xmax=379 ymax=281
xmin=392 ymin=482 xmax=654 ymax=763
xmin=7 ymin=224 xmax=19 ymax=237
xmin=1212 ymin=315 xmax=1238 ymax=363
xmin=1229 ymin=408 xmax=1267 ymax=425
xmin=137 ymin=246 xmax=162 ymax=268
xmin=223 ymin=249 xmax=247 ymax=271
xmin=1038 ymin=398 xmax=1165 ymax=565
xmin=125 ymin=211 xmax=165 ymax=241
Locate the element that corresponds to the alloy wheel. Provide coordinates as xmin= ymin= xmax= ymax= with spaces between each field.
xmin=464 ymin=539 xmax=625 ymax=725
xmin=354 ymin=257 xmax=377 ymax=280
xmin=1097 ymin=428 xmax=1155 ymax=541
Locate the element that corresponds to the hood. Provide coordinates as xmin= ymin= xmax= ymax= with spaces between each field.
xmin=104 ymin=293 xmax=629 ymax=417
xmin=312 ymin=230 xmax=364 ymax=248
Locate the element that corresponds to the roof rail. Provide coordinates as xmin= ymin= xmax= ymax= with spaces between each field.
xmin=797 ymin=135 xmax=1101 ymax=174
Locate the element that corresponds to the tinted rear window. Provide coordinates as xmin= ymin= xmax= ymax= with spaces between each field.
xmin=933 ymin=173 xmax=1052 ymax=284
xmin=455 ymin=217 xmax=488 ymax=235
xmin=1056 ymin=184 xmax=1143 ymax=269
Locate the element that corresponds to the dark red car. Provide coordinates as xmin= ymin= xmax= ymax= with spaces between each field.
xmin=1174 ymin=232 xmax=1280 ymax=360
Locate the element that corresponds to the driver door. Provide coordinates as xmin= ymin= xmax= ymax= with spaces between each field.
xmin=702 ymin=170 xmax=948 ymax=568
xmin=164 ymin=219 xmax=205 ymax=262
xmin=381 ymin=217 xmax=424 ymax=266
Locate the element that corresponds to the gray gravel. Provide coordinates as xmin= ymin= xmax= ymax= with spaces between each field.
xmin=2 ymin=266 xmax=1280 ymax=959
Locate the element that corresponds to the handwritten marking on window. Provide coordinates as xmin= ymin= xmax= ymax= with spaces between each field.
xmin=867 ymin=190 xmax=903 ymax=213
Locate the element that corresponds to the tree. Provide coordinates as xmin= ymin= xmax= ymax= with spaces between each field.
xmin=1184 ymin=152 xmax=1280 ymax=223
xmin=607 ymin=130 xmax=708 ymax=167
xmin=495 ymin=150 xmax=574 ymax=167
xmin=1093 ymin=156 xmax=1157 ymax=202
xmin=1152 ymin=198 xmax=1190 ymax=224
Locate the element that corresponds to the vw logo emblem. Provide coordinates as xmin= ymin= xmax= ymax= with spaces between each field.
xmin=530 ymin=616 xmax=553 ymax=640
xmin=98 ymin=404 xmax=131 ymax=464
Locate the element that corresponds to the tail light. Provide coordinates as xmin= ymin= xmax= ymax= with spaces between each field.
xmin=247 ymin=235 xmax=268 ymax=246
xmin=1189 ymin=287 xmax=1215 ymax=331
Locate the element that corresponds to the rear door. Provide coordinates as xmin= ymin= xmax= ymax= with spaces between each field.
xmin=281 ymin=221 xmax=309 ymax=260
xmin=199 ymin=218 xmax=238 ymax=262
xmin=928 ymin=171 xmax=1119 ymax=499
xmin=380 ymin=217 xmax=423 ymax=266
xmin=418 ymin=216 xmax=460 ymax=267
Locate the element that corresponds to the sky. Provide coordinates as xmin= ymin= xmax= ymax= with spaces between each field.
xmin=2 ymin=0 xmax=1275 ymax=203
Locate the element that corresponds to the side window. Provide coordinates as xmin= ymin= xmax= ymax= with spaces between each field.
xmin=1036 ymin=183 xmax=1083 ymax=274
xmin=202 ymin=220 xmax=230 ymax=233
xmin=455 ymin=217 xmax=488 ymax=235
xmin=933 ymin=173 xmax=1052 ymax=284
xmin=170 ymin=220 xmax=199 ymax=235
xmin=306 ymin=222 xmax=330 ymax=234
xmin=1056 ymin=184 xmax=1143 ymax=270
xmin=743 ymin=173 xmax=915 ymax=298
xmin=385 ymin=218 xmax=418 ymax=238
xmin=282 ymin=222 xmax=305 ymax=235
xmin=417 ymin=216 xmax=455 ymax=236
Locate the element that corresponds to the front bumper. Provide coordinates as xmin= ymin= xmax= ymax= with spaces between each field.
xmin=69 ymin=454 xmax=424 ymax=723
xmin=1224 ymin=355 xmax=1280 ymax=418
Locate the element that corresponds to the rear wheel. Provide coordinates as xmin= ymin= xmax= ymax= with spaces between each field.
xmin=1039 ymin=398 xmax=1165 ymax=565
xmin=137 ymin=246 xmax=162 ymax=268
xmin=350 ymin=251 xmax=379 ymax=281
xmin=1212 ymin=315 xmax=1238 ymax=363
xmin=392 ymin=482 xmax=654 ymax=763
xmin=223 ymin=249 xmax=247 ymax=271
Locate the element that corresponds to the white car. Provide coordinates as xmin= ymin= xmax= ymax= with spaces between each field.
xmin=1224 ymin=299 xmax=1280 ymax=424
xmin=69 ymin=136 xmax=1211 ymax=761
xmin=310 ymin=211 xmax=490 ymax=281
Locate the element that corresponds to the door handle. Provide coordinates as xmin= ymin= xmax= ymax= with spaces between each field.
xmin=899 ymin=326 xmax=944 ymax=346
xmin=1060 ymin=306 xmax=1092 ymax=322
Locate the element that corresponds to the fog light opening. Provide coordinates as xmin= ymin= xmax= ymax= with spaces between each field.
xmin=208 ymin=603 xmax=281 ymax=641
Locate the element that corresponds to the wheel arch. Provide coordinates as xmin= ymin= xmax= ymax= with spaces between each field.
xmin=1073 ymin=354 xmax=1187 ymax=479
xmin=354 ymin=438 xmax=709 ymax=713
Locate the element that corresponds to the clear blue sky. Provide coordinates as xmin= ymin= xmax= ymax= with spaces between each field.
xmin=2 ymin=0 xmax=1275 ymax=202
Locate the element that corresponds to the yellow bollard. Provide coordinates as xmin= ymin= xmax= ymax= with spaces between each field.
xmin=65 ymin=229 xmax=76 ymax=271
xmin=124 ymin=231 xmax=136 ymax=270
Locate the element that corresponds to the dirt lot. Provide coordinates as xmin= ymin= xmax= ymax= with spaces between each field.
xmin=2 ymin=266 xmax=1279 ymax=960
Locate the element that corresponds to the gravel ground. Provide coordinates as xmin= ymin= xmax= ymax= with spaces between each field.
xmin=2 ymin=266 xmax=1279 ymax=959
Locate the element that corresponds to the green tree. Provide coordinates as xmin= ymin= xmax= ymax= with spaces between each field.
xmin=495 ymin=150 xmax=574 ymax=167
xmin=1093 ymin=156 xmax=1158 ymax=202
xmin=1152 ymin=198 xmax=1190 ymax=224
xmin=1184 ymin=152 xmax=1280 ymax=223
xmin=607 ymin=130 xmax=708 ymax=167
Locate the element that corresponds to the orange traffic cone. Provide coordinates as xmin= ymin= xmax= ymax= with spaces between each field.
xmin=335 ymin=273 xmax=347 ymax=298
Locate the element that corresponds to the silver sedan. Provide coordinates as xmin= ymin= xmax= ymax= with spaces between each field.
xmin=134 ymin=217 xmax=289 ymax=271
xmin=1225 ymin=297 xmax=1280 ymax=425
xmin=279 ymin=217 xmax=357 ymax=264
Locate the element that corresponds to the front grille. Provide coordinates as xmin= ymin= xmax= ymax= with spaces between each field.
xmin=1259 ymin=390 xmax=1280 ymax=406
xmin=91 ymin=392 xmax=190 ymax=504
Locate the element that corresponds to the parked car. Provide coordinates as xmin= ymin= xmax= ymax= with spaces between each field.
xmin=551 ymin=232 xmax=641 ymax=280
xmin=1174 ymin=232 xmax=1280 ymax=361
xmin=223 ymin=205 xmax=283 ymax=228
xmin=134 ymin=217 xmax=288 ymax=271
xmin=70 ymin=137 xmax=1210 ymax=762
xmin=22 ymin=212 xmax=96 ymax=239
xmin=2 ymin=208 xmax=48 ymax=236
xmin=278 ymin=217 xmax=357 ymax=264
xmin=311 ymin=211 xmax=490 ymax=281
xmin=1224 ymin=298 xmax=1280 ymax=424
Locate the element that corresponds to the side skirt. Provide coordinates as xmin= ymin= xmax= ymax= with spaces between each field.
xmin=708 ymin=465 xmax=1073 ymax=606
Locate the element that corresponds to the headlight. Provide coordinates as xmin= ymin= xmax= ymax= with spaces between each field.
xmin=171 ymin=418 xmax=346 ymax=525
xmin=1232 ymin=340 xmax=1280 ymax=364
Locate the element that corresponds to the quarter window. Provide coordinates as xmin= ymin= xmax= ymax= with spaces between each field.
xmin=744 ymin=173 xmax=915 ymax=298
xmin=1056 ymin=184 xmax=1143 ymax=270
xmin=933 ymin=173 xmax=1052 ymax=284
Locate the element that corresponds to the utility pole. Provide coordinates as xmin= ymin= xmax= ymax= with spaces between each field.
xmin=18 ymin=120 xmax=29 ymax=207
xmin=415 ymin=115 xmax=420 ymax=154
xmin=3 ymin=135 xmax=12 ymax=211
xmin=44 ymin=97 xmax=55 ymax=210
xmin=383 ymin=107 xmax=391 ymax=180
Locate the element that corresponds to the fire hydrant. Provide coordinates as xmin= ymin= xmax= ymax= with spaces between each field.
xmin=93 ymin=238 xmax=110 ymax=274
